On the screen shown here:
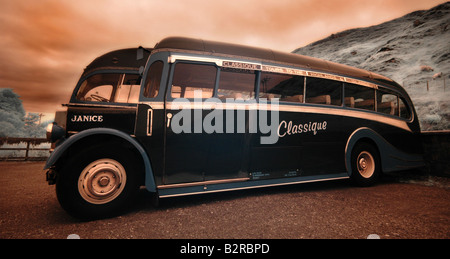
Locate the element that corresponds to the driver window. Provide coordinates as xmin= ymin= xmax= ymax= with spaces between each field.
xmin=76 ymin=73 xmax=121 ymax=102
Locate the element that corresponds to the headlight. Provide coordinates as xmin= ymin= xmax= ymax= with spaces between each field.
xmin=46 ymin=122 xmax=65 ymax=143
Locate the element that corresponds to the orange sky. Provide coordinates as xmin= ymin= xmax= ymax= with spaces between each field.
xmin=0 ymin=0 xmax=447 ymax=119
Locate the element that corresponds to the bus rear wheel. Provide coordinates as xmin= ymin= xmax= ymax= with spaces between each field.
xmin=56 ymin=145 xmax=140 ymax=220
xmin=350 ymin=142 xmax=380 ymax=186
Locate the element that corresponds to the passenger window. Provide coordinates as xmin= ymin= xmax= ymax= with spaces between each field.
xmin=171 ymin=63 xmax=216 ymax=98
xmin=259 ymin=72 xmax=304 ymax=102
xmin=144 ymin=61 xmax=164 ymax=98
xmin=399 ymin=98 xmax=411 ymax=119
xmin=345 ymin=83 xmax=375 ymax=111
xmin=377 ymin=89 xmax=398 ymax=116
xmin=76 ymin=73 xmax=122 ymax=102
xmin=218 ymin=68 xmax=256 ymax=100
xmin=116 ymin=74 xmax=141 ymax=103
xmin=306 ymin=77 xmax=342 ymax=106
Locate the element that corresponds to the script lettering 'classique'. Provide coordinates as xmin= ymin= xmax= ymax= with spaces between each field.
xmin=277 ymin=120 xmax=327 ymax=137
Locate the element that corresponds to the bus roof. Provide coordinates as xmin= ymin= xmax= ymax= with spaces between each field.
xmin=154 ymin=37 xmax=401 ymax=90
xmin=82 ymin=47 xmax=152 ymax=77
xmin=81 ymin=37 xmax=404 ymax=93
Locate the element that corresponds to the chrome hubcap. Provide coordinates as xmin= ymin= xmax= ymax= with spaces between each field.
xmin=78 ymin=159 xmax=126 ymax=204
xmin=357 ymin=151 xmax=375 ymax=178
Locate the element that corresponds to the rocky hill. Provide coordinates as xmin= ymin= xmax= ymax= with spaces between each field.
xmin=293 ymin=2 xmax=450 ymax=131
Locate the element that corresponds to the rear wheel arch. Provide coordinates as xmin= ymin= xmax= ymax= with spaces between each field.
xmin=345 ymin=128 xmax=383 ymax=181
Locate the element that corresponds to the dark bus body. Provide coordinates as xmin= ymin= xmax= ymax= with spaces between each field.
xmin=45 ymin=37 xmax=423 ymax=219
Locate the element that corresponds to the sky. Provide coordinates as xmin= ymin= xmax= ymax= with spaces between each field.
xmin=0 ymin=0 xmax=447 ymax=120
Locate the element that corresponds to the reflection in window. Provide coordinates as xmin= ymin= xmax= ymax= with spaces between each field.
xmin=116 ymin=74 xmax=141 ymax=103
xmin=77 ymin=73 xmax=121 ymax=102
xmin=218 ymin=68 xmax=256 ymax=100
xmin=306 ymin=77 xmax=342 ymax=106
xmin=171 ymin=63 xmax=216 ymax=98
xmin=76 ymin=73 xmax=141 ymax=103
xmin=259 ymin=72 xmax=304 ymax=102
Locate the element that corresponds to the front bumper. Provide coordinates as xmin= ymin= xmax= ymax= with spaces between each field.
xmin=46 ymin=167 xmax=57 ymax=185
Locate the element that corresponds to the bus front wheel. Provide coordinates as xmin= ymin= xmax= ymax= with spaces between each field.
xmin=56 ymin=145 xmax=141 ymax=220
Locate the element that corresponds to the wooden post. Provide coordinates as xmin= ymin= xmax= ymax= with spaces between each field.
xmin=427 ymin=81 xmax=429 ymax=91
xmin=25 ymin=140 xmax=30 ymax=161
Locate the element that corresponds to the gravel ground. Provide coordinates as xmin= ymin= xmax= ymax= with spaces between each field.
xmin=0 ymin=162 xmax=449 ymax=239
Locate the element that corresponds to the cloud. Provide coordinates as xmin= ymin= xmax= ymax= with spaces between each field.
xmin=0 ymin=0 xmax=447 ymax=114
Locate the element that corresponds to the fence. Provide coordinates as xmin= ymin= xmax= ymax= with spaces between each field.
xmin=425 ymin=76 xmax=447 ymax=92
xmin=0 ymin=137 xmax=50 ymax=161
xmin=417 ymin=73 xmax=447 ymax=92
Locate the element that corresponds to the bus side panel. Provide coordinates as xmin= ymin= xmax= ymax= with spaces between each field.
xmin=249 ymin=107 xmax=423 ymax=180
xmin=134 ymin=104 xmax=166 ymax=186
xmin=249 ymin=109 xmax=347 ymax=180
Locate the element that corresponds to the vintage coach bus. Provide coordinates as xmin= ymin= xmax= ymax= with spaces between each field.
xmin=45 ymin=37 xmax=424 ymax=219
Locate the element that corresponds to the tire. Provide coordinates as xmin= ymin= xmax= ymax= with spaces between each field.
xmin=56 ymin=145 xmax=141 ymax=220
xmin=350 ymin=142 xmax=380 ymax=187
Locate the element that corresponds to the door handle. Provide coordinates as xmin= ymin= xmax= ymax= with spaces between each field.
xmin=166 ymin=113 xmax=173 ymax=128
xmin=147 ymin=109 xmax=153 ymax=136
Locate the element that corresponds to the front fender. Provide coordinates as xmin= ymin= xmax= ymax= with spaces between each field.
xmin=44 ymin=128 xmax=157 ymax=192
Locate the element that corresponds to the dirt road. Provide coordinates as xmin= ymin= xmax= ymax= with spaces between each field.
xmin=0 ymin=162 xmax=449 ymax=239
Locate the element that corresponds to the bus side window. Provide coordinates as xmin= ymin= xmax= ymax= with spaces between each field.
xmin=259 ymin=72 xmax=304 ymax=103
xmin=171 ymin=62 xmax=216 ymax=98
xmin=218 ymin=68 xmax=256 ymax=100
xmin=306 ymin=77 xmax=342 ymax=106
xmin=399 ymin=98 xmax=411 ymax=120
xmin=116 ymin=74 xmax=141 ymax=103
xmin=143 ymin=61 xmax=164 ymax=98
xmin=345 ymin=83 xmax=375 ymax=111
xmin=377 ymin=89 xmax=398 ymax=116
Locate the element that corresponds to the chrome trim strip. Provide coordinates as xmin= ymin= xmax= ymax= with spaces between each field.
xmin=66 ymin=103 xmax=138 ymax=109
xmin=279 ymin=105 xmax=411 ymax=132
xmin=158 ymin=174 xmax=349 ymax=198
xmin=157 ymin=177 xmax=250 ymax=189
xmin=140 ymin=102 xmax=164 ymax=109
xmin=160 ymin=101 xmax=411 ymax=132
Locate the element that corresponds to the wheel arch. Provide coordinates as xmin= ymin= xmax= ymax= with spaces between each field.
xmin=44 ymin=128 xmax=157 ymax=192
xmin=345 ymin=127 xmax=384 ymax=176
